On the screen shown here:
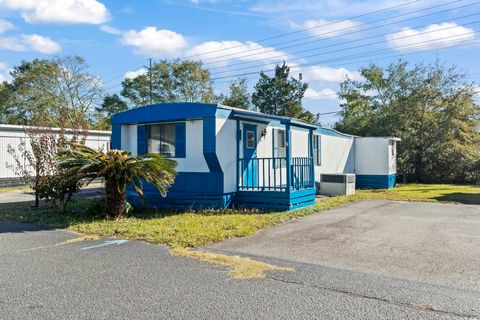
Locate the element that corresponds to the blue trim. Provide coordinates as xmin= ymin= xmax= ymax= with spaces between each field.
xmin=242 ymin=123 xmax=258 ymax=188
xmin=175 ymin=122 xmax=186 ymax=158
xmin=202 ymin=116 xmax=222 ymax=172
xmin=134 ymin=172 xmax=223 ymax=195
xmin=112 ymin=103 xmax=218 ymax=125
xmin=285 ymin=123 xmax=291 ymax=192
xmin=356 ymin=174 xmax=396 ymax=189
xmin=111 ymin=124 xmax=121 ymax=149
xmin=236 ymin=119 xmax=240 ymax=192
xmin=308 ymin=129 xmax=315 ymax=183
xmin=233 ymin=116 xmax=271 ymax=125
xmin=137 ymin=125 xmax=147 ymax=155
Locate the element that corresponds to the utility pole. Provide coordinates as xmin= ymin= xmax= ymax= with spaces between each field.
xmin=144 ymin=58 xmax=153 ymax=104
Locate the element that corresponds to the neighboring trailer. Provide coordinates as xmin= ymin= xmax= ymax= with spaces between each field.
xmin=354 ymin=137 xmax=400 ymax=189
xmin=112 ymin=103 xmax=399 ymax=211
xmin=0 ymin=124 xmax=111 ymax=187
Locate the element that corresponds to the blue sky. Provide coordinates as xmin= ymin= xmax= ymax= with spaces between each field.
xmin=0 ymin=0 xmax=479 ymax=125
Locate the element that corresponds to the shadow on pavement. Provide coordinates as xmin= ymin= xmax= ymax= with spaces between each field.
xmin=434 ymin=192 xmax=480 ymax=205
xmin=0 ymin=221 xmax=55 ymax=233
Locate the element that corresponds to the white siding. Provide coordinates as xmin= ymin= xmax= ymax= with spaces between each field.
xmin=314 ymin=134 xmax=354 ymax=180
xmin=388 ymin=140 xmax=397 ymax=174
xmin=121 ymin=125 xmax=137 ymax=156
xmin=172 ymin=120 xmax=209 ymax=172
xmin=291 ymin=127 xmax=309 ymax=158
xmin=216 ymin=118 xmax=237 ymax=193
xmin=354 ymin=137 xmax=389 ymax=175
xmin=0 ymin=124 xmax=110 ymax=179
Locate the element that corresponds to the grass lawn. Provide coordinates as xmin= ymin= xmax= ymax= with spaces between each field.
xmin=0 ymin=183 xmax=478 ymax=248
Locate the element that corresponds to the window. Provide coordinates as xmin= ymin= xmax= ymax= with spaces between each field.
xmin=390 ymin=141 xmax=396 ymax=156
xmin=273 ymin=129 xmax=286 ymax=168
xmin=313 ymin=135 xmax=321 ymax=166
xmin=246 ymin=131 xmax=255 ymax=149
xmin=147 ymin=123 xmax=185 ymax=158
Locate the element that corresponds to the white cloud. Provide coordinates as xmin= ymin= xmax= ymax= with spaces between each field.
xmin=0 ymin=34 xmax=60 ymax=54
xmin=124 ymin=68 xmax=147 ymax=79
xmin=187 ymin=40 xmax=291 ymax=66
xmin=304 ymin=87 xmax=338 ymax=100
xmin=386 ymin=22 xmax=476 ymax=52
xmin=0 ymin=0 xmax=109 ymax=24
xmin=0 ymin=18 xmax=14 ymax=33
xmin=99 ymin=24 xmax=122 ymax=35
xmin=302 ymin=66 xmax=362 ymax=83
xmin=121 ymin=27 xmax=187 ymax=57
xmin=289 ymin=19 xmax=360 ymax=38
xmin=22 ymin=34 xmax=61 ymax=53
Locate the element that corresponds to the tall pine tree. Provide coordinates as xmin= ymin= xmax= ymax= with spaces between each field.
xmin=252 ymin=62 xmax=316 ymax=123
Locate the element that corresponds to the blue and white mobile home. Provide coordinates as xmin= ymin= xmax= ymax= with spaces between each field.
xmin=112 ymin=103 xmax=398 ymax=211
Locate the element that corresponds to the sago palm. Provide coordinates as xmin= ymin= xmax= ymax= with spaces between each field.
xmin=58 ymin=143 xmax=177 ymax=218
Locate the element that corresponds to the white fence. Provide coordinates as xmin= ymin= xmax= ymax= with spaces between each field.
xmin=0 ymin=124 xmax=111 ymax=186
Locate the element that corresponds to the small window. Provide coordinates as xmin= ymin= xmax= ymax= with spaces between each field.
xmin=148 ymin=123 xmax=176 ymax=157
xmin=273 ymin=129 xmax=286 ymax=168
xmin=390 ymin=141 xmax=395 ymax=156
xmin=246 ymin=131 xmax=255 ymax=149
xmin=313 ymin=135 xmax=321 ymax=166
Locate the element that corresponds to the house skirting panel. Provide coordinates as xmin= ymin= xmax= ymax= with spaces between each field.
xmin=128 ymin=187 xmax=316 ymax=211
xmin=356 ymin=174 xmax=396 ymax=189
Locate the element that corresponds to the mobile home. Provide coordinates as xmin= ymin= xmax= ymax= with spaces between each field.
xmin=0 ymin=124 xmax=111 ymax=187
xmin=112 ymin=103 xmax=399 ymax=210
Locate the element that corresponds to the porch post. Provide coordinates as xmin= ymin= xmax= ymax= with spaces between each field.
xmin=308 ymin=128 xmax=314 ymax=188
xmin=236 ymin=119 xmax=240 ymax=192
xmin=285 ymin=122 xmax=292 ymax=193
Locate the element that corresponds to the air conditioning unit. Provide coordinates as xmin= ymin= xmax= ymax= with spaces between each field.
xmin=319 ymin=174 xmax=356 ymax=196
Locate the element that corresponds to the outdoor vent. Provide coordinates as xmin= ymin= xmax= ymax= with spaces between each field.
xmin=321 ymin=174 xmax=346 ymax=183
xmin=319 ymin=173 xmax=356 ymax=196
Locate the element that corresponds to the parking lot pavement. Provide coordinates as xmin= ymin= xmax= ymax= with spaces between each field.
xmin=207 ymin=199 xmax=480 ymax=291
xmin=0 ymin=186 xmax=104 ymax=205
xmin=1 ymin=219 xmax=480 ymax=320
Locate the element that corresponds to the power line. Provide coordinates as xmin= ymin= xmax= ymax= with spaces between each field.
xmin=209 ymin=18 xmax=480 ymax=77
xmin=205 ymin=7 xmax=480 ymax=71
xmin=180 ymin=0 xmax=424 ymax=60
xmin=211 ymin=37 xmax=480 ymax=86
xmin=101 ymin=58 xmax=148 ymax=85
xmin=198 ymin=0 xmax=471 ymax=65
xmin=210 ymin=32 xmax=480 ymax=82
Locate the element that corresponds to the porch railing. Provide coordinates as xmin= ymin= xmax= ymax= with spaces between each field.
xmin=238 ymin=156 xmax=314 ymax=192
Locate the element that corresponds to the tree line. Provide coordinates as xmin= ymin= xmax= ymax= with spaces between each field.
xmin=0 ymin=57 xmax=315 ymax=129
xmin=1 ymin=55 xmax=478 ymax=184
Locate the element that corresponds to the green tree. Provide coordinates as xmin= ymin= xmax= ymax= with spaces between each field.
xmin=222 ymin=77 xmax=251 ymax=110
xmin=2 ymin=56 xmax=102 ymax=128
xmin=94 ymin=94 xmax=129 ymax=130
xmin=58 ymin=144 xmax=177 ymax=218
xmin=336 ymin=60 xmax=480 ymax=183
xmin=252 ymin=62 xmax=316 ymax=123
xmin=121 ymin=59 xmax=215 ymax=107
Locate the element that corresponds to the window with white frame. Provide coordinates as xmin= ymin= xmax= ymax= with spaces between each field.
xmin=148 ymin=124 xmax=176 ymax=157
xmin=313 ymin=135 xmax=321 ymax=166
xmin=273 ymin=129 xmax=286 ymax=168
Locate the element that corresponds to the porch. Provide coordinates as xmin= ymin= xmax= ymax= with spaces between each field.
xmin=234 ymin=114 xmax=317 ymax=211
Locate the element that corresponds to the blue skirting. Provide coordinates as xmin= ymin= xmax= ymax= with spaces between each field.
xmin=128 ymin=186 xmax=316 ymax=211
xmin=356 ymin=174 xmax=396 ymax=189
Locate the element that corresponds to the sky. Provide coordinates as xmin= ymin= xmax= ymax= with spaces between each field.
xmin=0 ymin=0 xmax=479 ymax=126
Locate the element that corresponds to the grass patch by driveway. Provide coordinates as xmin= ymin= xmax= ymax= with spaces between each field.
xmin=0 ymin=184 xmax=478 ymax=248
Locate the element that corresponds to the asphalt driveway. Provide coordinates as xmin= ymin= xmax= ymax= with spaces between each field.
xmin=1 ymin=200 xmax=480 ymax=319
xmin=207 ymin=199 xmax=480 ymax=291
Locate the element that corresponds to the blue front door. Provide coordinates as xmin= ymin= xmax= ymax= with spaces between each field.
xmin=243 ymin=124 xmax=258 ymax=188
